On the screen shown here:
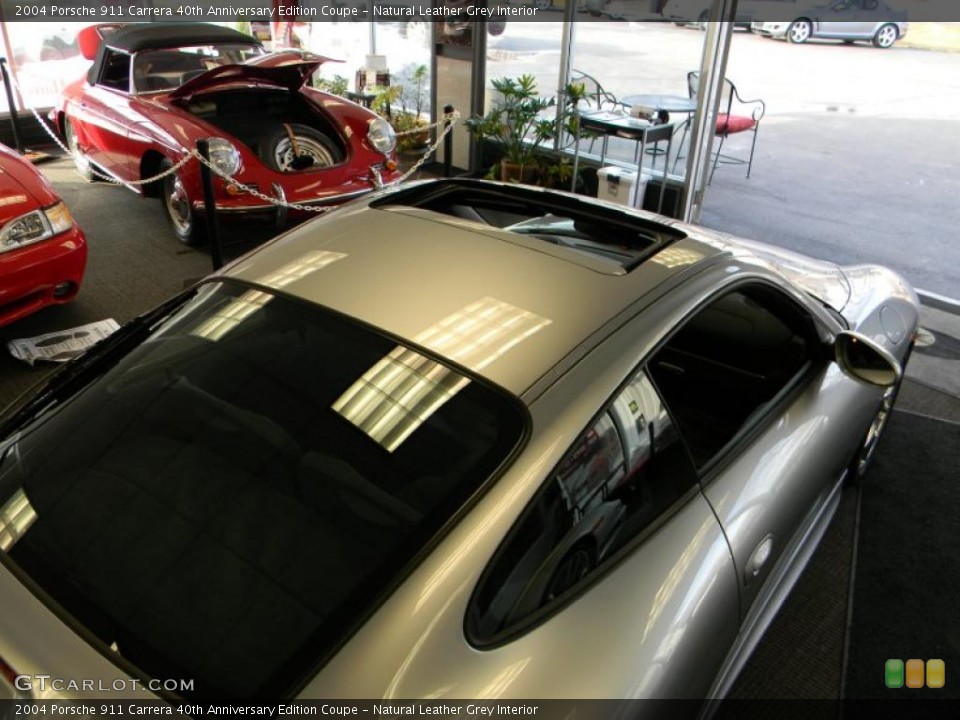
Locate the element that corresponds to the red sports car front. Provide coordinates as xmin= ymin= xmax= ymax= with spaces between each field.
xmin=0 ymin=144 xmax=87 ymax=329
xmin=54 ymin=23 xmax=403 ymax=245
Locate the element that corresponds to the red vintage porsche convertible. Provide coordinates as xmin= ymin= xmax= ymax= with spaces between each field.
xmin=0 ymin=143 xmax=87 ymax=328
xmin=53 ymin=23 xmax=402 ymax=244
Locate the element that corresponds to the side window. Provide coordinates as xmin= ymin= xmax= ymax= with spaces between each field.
xmin=648 ymin=285 xmax=817 ymax=469
xmin=468 ymin=370 xmax=697 ymax=642
xmin=99 ymin=51 xmax=131 ymax=92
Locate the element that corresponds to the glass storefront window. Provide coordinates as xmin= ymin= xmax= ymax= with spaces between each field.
xmin=0 ymin=22 xmax=94 ymax=113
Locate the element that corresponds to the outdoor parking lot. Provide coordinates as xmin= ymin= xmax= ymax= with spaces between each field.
xmin=487 ymin=20 xmax=960 ymax=300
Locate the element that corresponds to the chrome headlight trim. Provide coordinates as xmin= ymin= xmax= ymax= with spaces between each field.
xmin=367 ymin=117 xmax=396 ymax=156
xmin=206 ymin=137 xmax=242 ymax=177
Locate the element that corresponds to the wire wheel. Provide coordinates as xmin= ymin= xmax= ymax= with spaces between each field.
xmin=64 ymin=119 xmax=94 ymax=182
xmin=161 ymin=163 xmax=202 ymax=245
xmin=260 ymin=124 xmax=340 ymax=173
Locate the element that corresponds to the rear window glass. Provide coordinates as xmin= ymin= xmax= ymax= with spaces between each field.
xmin=0 ymin=281 xmax=526 ymax=698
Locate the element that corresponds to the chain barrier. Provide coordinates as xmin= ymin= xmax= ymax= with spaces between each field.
xmin=8 ymin=69 xmax=190 ymax=187
xmin=394 ymin=111 xmax=459 ymax=185
xmin=9 ymin=62 xmax=458 ymax=211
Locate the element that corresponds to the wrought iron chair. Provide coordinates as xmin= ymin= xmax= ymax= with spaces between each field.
xmin=568 ymin=69 xmax=628 ymax=153
xmin=687 ymin=71 xmax=766 ymax=183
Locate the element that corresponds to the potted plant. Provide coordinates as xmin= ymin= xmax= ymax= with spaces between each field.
xmin=466 ymin=74 xmax=557 ymax=184
xmin=314 ymin=74 xmax=350 ymax=98
xmin=394 ymin=63 xmax=431 ymax=153
xmin=370 ymin=65 xmax=432 ymax=155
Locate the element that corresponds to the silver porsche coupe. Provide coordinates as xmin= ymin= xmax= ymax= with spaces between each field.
xmin=0 ymin=179 xmax=917 ymax=702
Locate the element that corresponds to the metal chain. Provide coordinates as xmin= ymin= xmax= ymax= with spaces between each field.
xmin=7 ymin=69 xmax=190 ymax=186
xmin=394 ymin=113 xmax=458 ymax=184
xmin=191 ymin=150 xmax=336 ymax=214
xmin=393 ymin=111 xmax=460 ymax=137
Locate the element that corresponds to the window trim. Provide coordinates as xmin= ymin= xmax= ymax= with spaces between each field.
xmin=95 ymin=48 xmax=134 ymax=94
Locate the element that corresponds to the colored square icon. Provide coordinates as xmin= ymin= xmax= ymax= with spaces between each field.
xmin=885 ymin=659 xmax=904 ymax=688
xmin=906 ymin=659 xmax=925 ymax=688
xmin=926 ymin=659 xmax=945 ymax=689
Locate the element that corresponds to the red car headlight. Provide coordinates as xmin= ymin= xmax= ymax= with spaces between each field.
xmin=206 ymin=137 xmax=241 ymax=177
xmin=0 ymin=202 xmax=75 ymax=254
xmin=367 ymin=117 xmax=396 ymax=156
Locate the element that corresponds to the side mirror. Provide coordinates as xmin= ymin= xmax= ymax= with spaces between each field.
xmin=834 ymin=331 xmax=902 ymax=388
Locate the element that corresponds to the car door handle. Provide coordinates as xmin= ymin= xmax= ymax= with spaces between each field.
xmin=744 ymin=534 xmax=774 ymax=586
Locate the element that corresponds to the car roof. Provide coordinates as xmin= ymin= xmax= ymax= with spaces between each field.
xmin=104 ymin=22 xmax=260 ymax=53
xmin=87 ymin=22 xmax=262 ymax=89
xmin=222 ymin=180 xmax=728 ymax=398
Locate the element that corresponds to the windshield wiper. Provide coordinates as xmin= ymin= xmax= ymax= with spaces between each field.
xmin=0 ymin=290 xmax=196 ymax=438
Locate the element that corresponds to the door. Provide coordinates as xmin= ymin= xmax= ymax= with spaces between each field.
xmin=646 ymin=281 xmax=861 ymax=615
xmin=818 ymin=0 xmax=876 ymax=38
xmin=72 ymin=49 xmax=138 ymax=180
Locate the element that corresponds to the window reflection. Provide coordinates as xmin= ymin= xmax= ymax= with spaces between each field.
xmin=470 ymin=369 xmax=697 ymax=640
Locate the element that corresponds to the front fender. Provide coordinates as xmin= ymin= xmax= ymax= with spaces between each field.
xmin=839 ymin=265 xmax=919 ymax=364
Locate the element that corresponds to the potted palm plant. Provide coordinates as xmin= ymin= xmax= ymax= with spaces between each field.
xmin=466 ymin=74 xmax=557 ymax=183
xmin=372 ymin=64 xmax=432 ymax=156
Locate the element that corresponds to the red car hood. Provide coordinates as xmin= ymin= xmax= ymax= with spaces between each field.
xmin=0 ymin=144 xmax=58 ymax=222
xmin=169 ymin=51 xmax=334 ymax=100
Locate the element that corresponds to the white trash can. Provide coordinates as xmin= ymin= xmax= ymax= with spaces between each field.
xmin=597 ymin=166 xmax=651 ymax=208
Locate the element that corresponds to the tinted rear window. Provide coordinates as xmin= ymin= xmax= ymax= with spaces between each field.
xmin=0 ymin=281 xmax=526 ymax=697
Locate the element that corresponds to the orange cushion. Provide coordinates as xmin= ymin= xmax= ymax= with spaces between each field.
xmin=716 ymin=114 xmax=756 ymax=135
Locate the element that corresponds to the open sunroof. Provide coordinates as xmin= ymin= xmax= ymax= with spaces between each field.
xmin=371 ymin=179 xmax=686 ymax=273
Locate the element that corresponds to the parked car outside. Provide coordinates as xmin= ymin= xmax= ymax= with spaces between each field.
xmin=663 ymin=0 xmax=796 ymax=27
xmin=0 ymin=143 xmax=86 ymax=328
xmin=0 ymin=179 xmax=916 ymax=701
xmin=52 ymin=22 xmax=401 ymax=245
xmin=751 ymin=0 xmax=908 ymax=47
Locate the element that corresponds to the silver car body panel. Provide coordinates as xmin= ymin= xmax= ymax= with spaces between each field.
xmin=0 ymin=180 xmax=920 ymax=700
xmin=301 ymin=293 xmax=744 ymax=699
xmin=0 ymin=559 xmax=155 ymax=700
xmin=305 ymin=257 xmax=912 ymax=699
xmin=224 ymin=202 xmax=724 ymax=398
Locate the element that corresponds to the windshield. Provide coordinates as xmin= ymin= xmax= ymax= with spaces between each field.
xmin=133 ymin=43 xmax=265 ymax=93
xmin=0 ymin=281 xmax=526 ymax=697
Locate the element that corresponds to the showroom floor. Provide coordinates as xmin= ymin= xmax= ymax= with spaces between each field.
xmin=1 ymin=154 xmax=958 ymax=699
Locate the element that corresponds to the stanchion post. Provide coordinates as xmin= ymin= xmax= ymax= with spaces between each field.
xmin=443 ymin=104 xmax=454 ymax=178
xmin=196 ymin=140 xmax=224 ymax=272
xmin=0 ymin=58 xmax=24 ymax=152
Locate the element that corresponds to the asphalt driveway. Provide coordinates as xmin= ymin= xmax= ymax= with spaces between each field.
xmin=489 ymin=21 xmax=960 ymax=301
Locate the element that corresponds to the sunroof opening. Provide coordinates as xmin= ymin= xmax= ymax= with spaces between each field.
xmin=371 ymin=180 xmax=686 ymax=272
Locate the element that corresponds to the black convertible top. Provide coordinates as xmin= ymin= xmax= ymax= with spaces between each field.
xmin=87 ymin=22 xmax=261 ymax=88
xmin=104 ymin=23 xmax=259 ymax=53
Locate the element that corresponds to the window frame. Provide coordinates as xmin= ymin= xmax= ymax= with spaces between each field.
xmin=96 ymin=48 xmax=133 ymax=93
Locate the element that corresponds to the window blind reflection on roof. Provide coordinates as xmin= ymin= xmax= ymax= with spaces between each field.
xmin=334 ymin=297 xmax=551 ymax=451
xmin=0 ymin=488 xmax=38 ymax=552
xmin=191 ymin=251 xmax=347 ymax=341
xmin=332 ymin=347 xmax=469 ymax=453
